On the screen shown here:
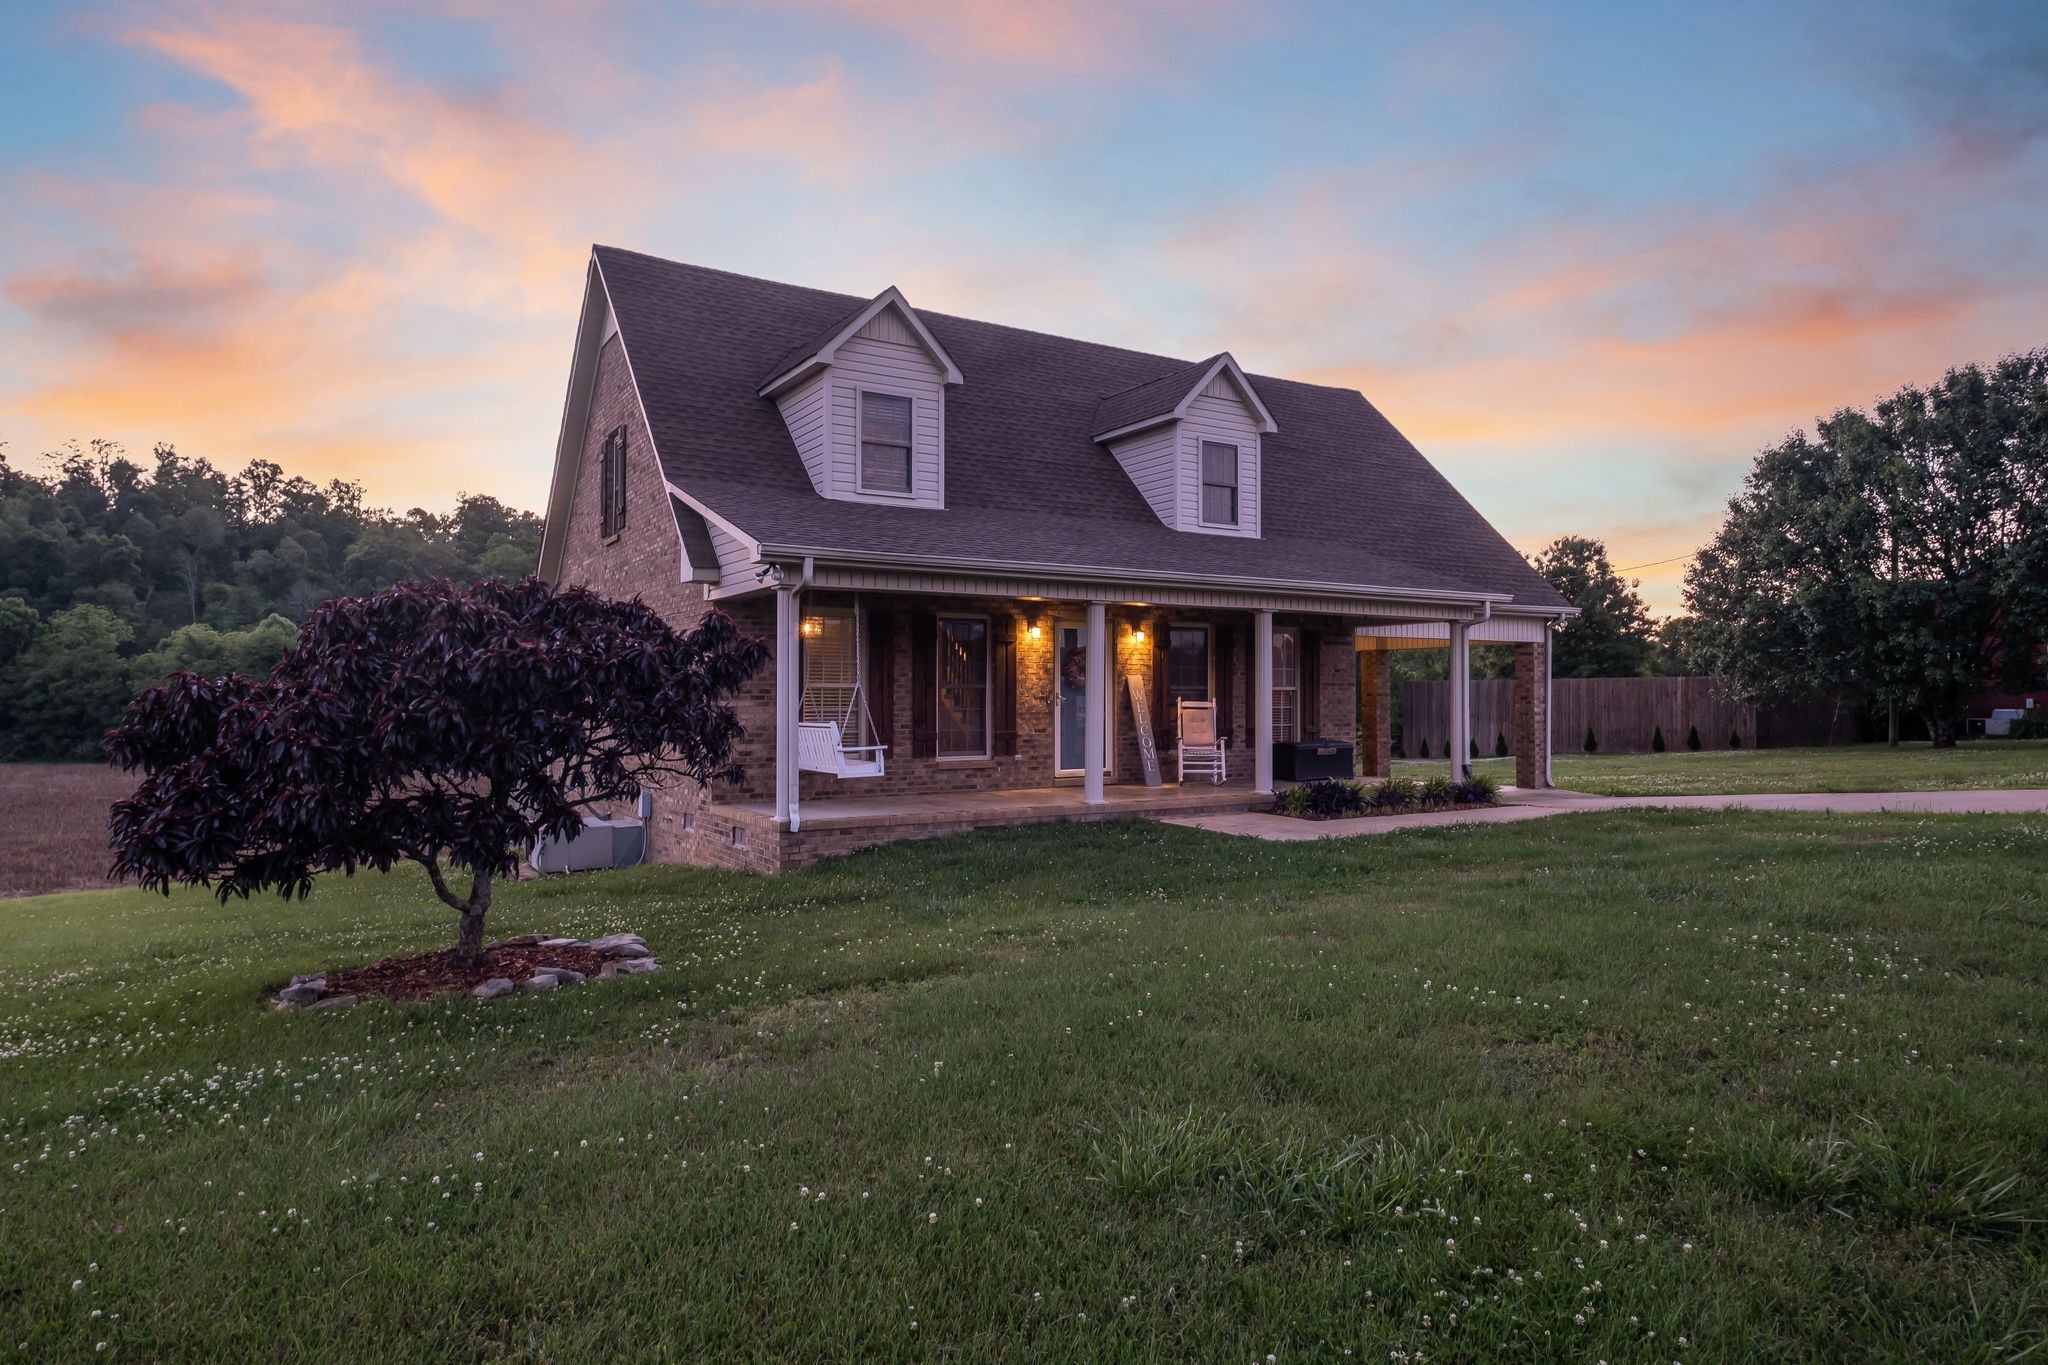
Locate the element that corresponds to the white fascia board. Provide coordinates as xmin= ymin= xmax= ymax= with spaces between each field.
xmin=749 ymin=542 xmax=1512 ymax=609
xmin=1092 ymin=353 xmax=1279 ymax=443
xmin=757 ymin=286 xmax=963 ymax=398
xmin=536 ymin=259 xmax=609 ymax=583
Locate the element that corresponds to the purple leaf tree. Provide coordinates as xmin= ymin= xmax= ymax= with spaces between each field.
xmin=108 ymin=577 xmax=767 ymax=963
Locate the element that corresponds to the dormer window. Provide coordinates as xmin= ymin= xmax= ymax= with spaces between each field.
xmin=1094 ymin=352 xmax=1275 ymax=539
xmin=1200 ymin=441 xmax=1239 ymax=526
xmin=860 ymin=392 xmax=914 ymax=494
xmin=760 ymin=286 xmax=962 ymax=510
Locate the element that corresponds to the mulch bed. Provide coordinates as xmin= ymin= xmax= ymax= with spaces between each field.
xmin=321 ymin=944 xmax=613 ymax=1001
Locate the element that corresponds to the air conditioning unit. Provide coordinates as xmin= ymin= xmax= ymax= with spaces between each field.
xmin=529 ymin=817 xmax=647 ymax=874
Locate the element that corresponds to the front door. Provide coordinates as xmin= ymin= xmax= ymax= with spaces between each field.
xmin=1053 ymin=621 xmax=1109 ymax=776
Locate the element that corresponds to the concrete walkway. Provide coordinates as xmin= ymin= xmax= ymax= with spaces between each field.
xmin=1158 ymin=787 xmax=2048 ymax=842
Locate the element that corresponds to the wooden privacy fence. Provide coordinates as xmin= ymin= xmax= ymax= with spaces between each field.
xmin=1401 ymin=676 xmax=1866 ymax=757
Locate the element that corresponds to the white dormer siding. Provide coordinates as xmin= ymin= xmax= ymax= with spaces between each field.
xmin=826 ymin=326 xmax=946 ymax=506
xmin=1178 ymin=374 xmax=1262 ymax=538
xmin=1104 ymin=366 xmax=1267 ymax=538
xmin=762 ymin=290 xmax=958 ymax=510
xmin=1106 ymin=425 xmax=1178 ymax=526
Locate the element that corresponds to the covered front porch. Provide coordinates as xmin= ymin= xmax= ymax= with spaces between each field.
xmin=707 ymin=563 xmax=1558 ymax=871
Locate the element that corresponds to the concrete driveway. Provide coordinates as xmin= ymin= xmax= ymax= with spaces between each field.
xmin=1157 ymin=786 xmax=2048 ymax=842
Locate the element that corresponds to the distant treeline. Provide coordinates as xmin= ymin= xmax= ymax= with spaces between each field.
xmin=0 ymin=441 xmax=542 ymax=760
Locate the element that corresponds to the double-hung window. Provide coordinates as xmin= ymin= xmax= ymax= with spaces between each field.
xmin=599 ymin=426 xmax=628 ymax=537
xmin=1167 ymin=625 xmax=1211 ymax=708
xmin=860 ymin=392 xmax=914 ymax=494
xmin=1272 ymin=626 xmax=1300 ymax=741
xmin=799 ymin=610 xmax=862 ymax=740
xmin=1200 ymin=441 xmax=1239 ymax=526
xmin=936 ymin=615 xmax=989 ymax=757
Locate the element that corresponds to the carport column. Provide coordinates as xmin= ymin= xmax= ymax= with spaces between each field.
xmin=1253 ymin=609 xmax=1275 ymax=794
xmin=1084 ymin=600 xmax=1107 ymax=805
xmin=1447 ymin=619 xmax=1471 ymax=781
xmin=1514 ymin=632 xmax=1552 ymax=789
xmin=775 ymin=584 xmax=801 ymax=831
xmin=1358 ymin=638 xmax=1391 ymax=778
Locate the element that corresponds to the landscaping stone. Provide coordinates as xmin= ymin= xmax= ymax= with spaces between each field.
xmin=277 ymin=930 xmax=650 ymax=1009
xmin=289 ymin=973 xmax=327 ymax=989
xmin=589 ymin=932 xmax=646 ymax=953
xmin=473 ymin=977 xmax=516 ymax=1000
xmin=309 ymin=993 xmax=359 ymax=1011
xmin=598 ymin=941 xmax=651 ymax=959
xmin=538 ymin=937 xmax=584 ymax=948
xmin=612 ymin=957 xmax=660 ymax=976
xmin=502 ymin=934 xmax=544 ymax=947
xmin=277 ymin=982 xmax=326 ymax=1005
xmin=520 ymin=973 xmax=560 ymax=993
xmin=535 ymin=966 xmax=586 ymax=984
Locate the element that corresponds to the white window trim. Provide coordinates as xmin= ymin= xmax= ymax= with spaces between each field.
xmin=1196 ymin=439 xmax=1241 ymax=529
xmin=936 ymin=612 xmax=993 ymax=760
xmin=857 ymin=387 xmax=918 ymax=498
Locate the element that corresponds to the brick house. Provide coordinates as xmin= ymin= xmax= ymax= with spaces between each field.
xmin=538 ymin=246 xmax=1571 ymax=872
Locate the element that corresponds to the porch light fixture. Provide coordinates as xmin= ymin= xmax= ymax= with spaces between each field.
xmin=1129 ymin=629 xmax=1146 ymax=644
xmin=1027 ymin=624 xmax=1042 ymax=641
xmin=800 ymin=617 xmax=822 ymax=637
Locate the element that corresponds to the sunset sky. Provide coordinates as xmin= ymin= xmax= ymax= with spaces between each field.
xmin=3 ymin=1 xmax=2044 ymax=614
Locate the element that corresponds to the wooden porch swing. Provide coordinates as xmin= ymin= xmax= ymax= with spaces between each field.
xmin=796 ymin=601 xmax=887 ymax=779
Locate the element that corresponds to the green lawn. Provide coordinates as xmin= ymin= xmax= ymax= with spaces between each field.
xmin=4 ymin=812 xmax=2046 ymax=1361
xmin=1397 ymin=738 xmax=2048 ymax=796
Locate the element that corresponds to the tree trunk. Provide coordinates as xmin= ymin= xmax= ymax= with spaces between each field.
xmin=453 ymin=870 xmax=493 ymax=965
xmin=1887 ymin=700 xmax=1898 ymax=748
xmin=1924 ymin=711 xmax=1958 ymax=749
xmin=416 ymin=853 xmax=495 ymax=965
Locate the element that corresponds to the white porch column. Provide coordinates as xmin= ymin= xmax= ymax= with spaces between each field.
xmin=1253 ymin=609 xmax=1274 ymax=794
xmin=775 ymin=584 xmax=800 ymax=831
xmin=1447 ymin=618 xmax=1471 ymax=781
xmin=1084 ymin=600 xmax=1108 ymax=805
xmin=1541 ymin=624 xmax=1555 ymax=788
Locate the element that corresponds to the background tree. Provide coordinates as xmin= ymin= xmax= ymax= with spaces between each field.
xmin=1684 ymin=351 xmax=2048 ymax=745
xmin=1528 ymin=536 xmax=1660 ymax=677
xmin=0 ymin=440 xmax=543 ymax=759
xmin=108 ymin=579 xmax=768 ymax=963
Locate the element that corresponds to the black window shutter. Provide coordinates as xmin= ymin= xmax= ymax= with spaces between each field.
xmin=1301 ymin=629 xmax=1322 ymax=737
xmin=598 ymin=433 xmax=613 ymax=535
xmin=613 ymin=428 xmax=628 ymax=532
xmin=992 ymin=616 xmax=1018 ymax=757
xmin=866 ymin=608 xmax=896 ymax=749
xmin=909 ymin=612 xmax=937 ymax=759
xmin=1215 ymin=626 xmax=1236 ymax=741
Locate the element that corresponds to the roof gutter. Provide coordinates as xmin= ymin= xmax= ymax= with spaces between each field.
xmin=752 ymin=542 xmax=1531 ymax=612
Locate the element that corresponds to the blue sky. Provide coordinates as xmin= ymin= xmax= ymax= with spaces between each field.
xmin=2 ymin=0 xmax=2044 ymax=611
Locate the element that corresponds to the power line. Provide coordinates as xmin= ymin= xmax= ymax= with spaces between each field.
xmin=1615 ymin=552 xmax=1695 ymax=573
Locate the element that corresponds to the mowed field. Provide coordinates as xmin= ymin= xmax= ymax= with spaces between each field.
xmin=0 ymin=764 xmax=134 ymax=898
xmin=2 ymin=809 xmax=2044 ymax=1360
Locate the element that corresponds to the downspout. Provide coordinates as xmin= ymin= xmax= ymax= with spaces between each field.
xmin=787 ymin=556 xmax=814 ymax=834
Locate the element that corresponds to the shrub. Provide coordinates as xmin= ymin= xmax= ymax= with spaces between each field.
xmin=1370 ymin=778 xmax=1414 ymax=810
xmin=1276 ymin=779 xmax=1366 ymax=819
xmin=1418 ymin=775 xmax=1456 ymax=808
xmin=1415 ymin=737 xmax=1430 ymax=759
xmin=1469 ymin=736 xmax=1480 ymax=760
xmin=1729 ymin=728 xmax=1742 ymax=749
xmin=1452 ymin=772 xmax=1500 ymax=805
xmin=2010 ymin=713 xmax=2048 ymax=739
xmin=1652 ymin=725 xmax=1666 ymax=753
xmin=1302 ymin=779 xmax=1366 ymax=818
xmin=1687 ymin=724 xmax=1702 ymax=751
xmin=1584 ymin=726 xmax=1598 ymax=754
xmin=1494 ymin=731 xmax=1508 ymax=758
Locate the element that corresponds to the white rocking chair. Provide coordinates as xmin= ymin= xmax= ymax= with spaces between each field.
xmin=796 ymin=599 xmax=888 ymax=779
xmin=1177 ymin=700 xmax=1228 ymax=784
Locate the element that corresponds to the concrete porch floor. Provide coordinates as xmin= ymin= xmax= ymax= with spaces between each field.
xmin=730 ymin=778 xmax=1267 ymax=833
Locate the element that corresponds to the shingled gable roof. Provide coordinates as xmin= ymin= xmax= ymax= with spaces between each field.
xmin=758 ymin=285 xmax=962 ymax=396
xmin=585 ymin=244 xmax=1569 ymax=613
xmin=1091 ymin=352 xmax=1276 ymax=441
